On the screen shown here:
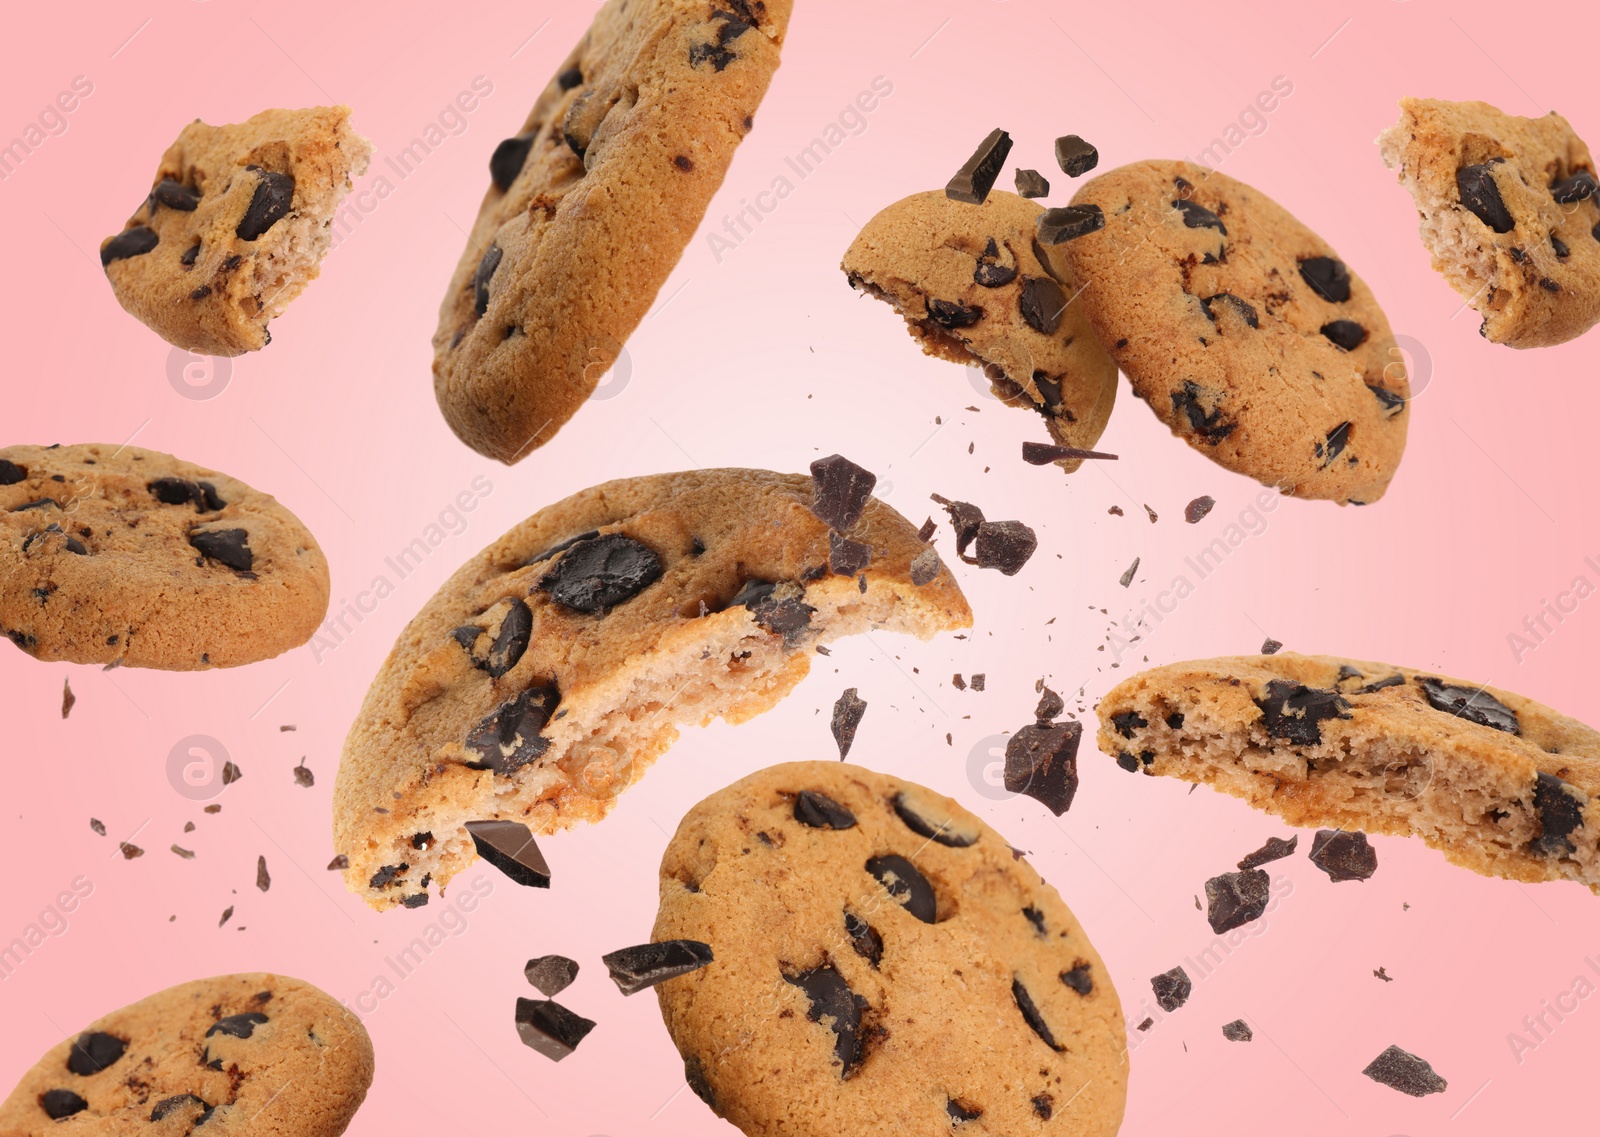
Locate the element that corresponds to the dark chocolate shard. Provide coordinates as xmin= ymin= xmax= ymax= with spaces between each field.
xmin=684 ymin=1054 xmax=719 ymax=1111
xmin=152 ymin=178 xmax=201 ymax=211
xmin=205 ymin=1012 xmax=269 ymax=1039
xmin=1201 ymin=292 xmax=1259 ymax=329
xmin=473 ymin=242 xmax=502 ymax=317
xmin=946 ymin=128 xmax=1013 ymax=205
xmin=785 ymin=964 xmax=871 ymax=1077
xmin=866 ymin=854 xmax=937 ymax=923
xmin=538 ymin=532 xmax=663 ymax=612
xmin=1184 ymin=495 xmax=1216 ymax=523
xmin=1417 ymin=677 xmax=1519 ymax=734
xmin=793 ymin=789 xmax=857 ymax=830
xmin=1298 ymin=256 xmax=1352 ymax=302
xmin=1060 ymin=962 xmax=1094 ymax=996
xmin=1255 ymin=679 xmax=1350 ymax=746
xmin=972 ymin=520 xmax=1037 ymax=575
xmin=1321 ymin=320 xmax=1368 ymax=351
xmin=927 ymin=297 xmax=984 ymax=329
xmin=1237 ymin=835 xmax=1298 ymax=871
xmin=1012 ymin=979 xmax=1064 ymax=1051
xmin=734 ymin=579 xmax=815 ymax=643
xmin=466 ymin=819 xmax=552 ymax=887
xmin=1553 ymin=234 xmax=1571 ymax=258
xmin=1021 ymin=441 xmax=1118 ymax=464
xmin=1309 ymin=829 xmax=1378 ymax=882
xmin=1019 ymin=276 xmax=1067 ymax=335
xmin=465 ymin=684 xmax=560 ymax=773
xmin=1205 ymin=869 xmax=1271 ymax=933
xmin=1321 ymin=421 xmax=1352 ymax=467
xmin=1171 ymin=380 xmax=1236 ymax=442
xmin=150 ymin=1094 xmax=212 ymax=1123
xmin=829 ymin=531 xmax=871 ymax=576
xmin=844 ymin=910 xmax=883 ymax=967
xmin=236 ymin=170 xmax=294 ymax=240
xmin=0 ymin=459 xmax=25 ymax=484
xmin=189 ymin=527 xmax=252 ymax=572
xmin=490 ymin=133 xmax=535 ymax=192
xmin=460 ymin=598 xmax=532 ymax=678
xmin=1037 ymin=203 xmax=1104 ymax=244
xmin=1457 ymin=163 xmax=1514 ymax=232
xmin=809 ymin=454 xmax=877 ymax=530
xmin=1530 ymin=771 xmax=1585 ymax=857
xmin=830 ymin=688 xmax=867 ymax=760
xmin=933 ymin=495 xmax=985 ymax=556
xmin=1015 ymin=168 xmax=1049 ymax=198
xmin=892 ymin=791 xmax=977 ymax=847
xmin=1362 ymin=1045 xmax=1447 ymax=1096
xmin=1151 ymin=966 xmax=1192 ymax=1012
xmin=974 ymin=237 xmax=1019 ymax=287
xmin=369 ymin=864 xmax=406 ymax=889
xmin=1035 ymin=686 xmax=1065 ymax=723
xmin=1549 ymin=170 xmax=1597 ymax=204
xmin=1022 ymin=906 xmax=1047 ymax=935
xmin=41 ymin=1089 xmax=89 ymax=1119
xmin=1004 ymin=721 xmax=1081 ymax=815
xmin=67 ymin=1032 xmax=127 ymax=1075
xmin=101 ymin=226 xmax=159 ymax=265
xmin=514 ymin=997 xmax=596 ymax=1062
xmin=524 ymin=955 xmax=579 ymax=996
xmin=1221 ymin=1019 xmax=1253 ymax=1042
xmin=1172 ymin=198 xmax=1226 ymax=233
xmin=557 ymin=67 xmax=583 ymax=90
xmin=602 ymin=940 xmax=713 ymax=995
xmin=1053 ymin=134 xmax=1098 ymax=178
xmin=1369 ymin=384 xmax=1406 ymax=416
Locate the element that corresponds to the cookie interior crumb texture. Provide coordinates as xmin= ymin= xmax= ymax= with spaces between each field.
xmin=1377 ymin=97 xmax=1600 ymax=348
xmin=334 ymin=470 xmax=971 ymax=911
xmin=1097 ymin=653 xmax=1600 ymax=890
xmin=101 ymin=106 xmax=371 ymax=355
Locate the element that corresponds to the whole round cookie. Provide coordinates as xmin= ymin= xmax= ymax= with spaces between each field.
xmin=433 ymin=0 xmax=792 ymax=463
xmin=333 ymin=467 xmax=971 ymax=911
xmin=1378 ymin=97 xmax=1600 ymax=348
xmin=1053 ymin=160 xmax=1409 ymax=504
xmin=843 ymin=190 xmax=1119 ymax=472
xmin=1097 ymin=653 xmax=1600 ymax=890
xmin=100 ymin=107 xmax=371 ymax=355
xmin=652 ymin=761 xmax=1128 ymax=1137
xmin=0 ymin=972 xmax=374 ymax=1135
xmin=0 ymin=444 xmax=329 ymax=669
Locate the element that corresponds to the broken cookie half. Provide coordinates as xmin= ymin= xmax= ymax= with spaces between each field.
xmin=333 ymin=468 xmax=971 ymax=911
xmin=1096 ymin=652 xmax=1600 ymax=891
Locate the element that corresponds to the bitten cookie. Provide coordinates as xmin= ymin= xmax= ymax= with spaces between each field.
xmin=333 ymin=469 xmax=971 ymax=911
xmin=100 ymin=107 xmax=370 ymax=355
xmin=0 ymin=973 xmax=374 ymax=1136
xmin=1378 ymin=97 xmax=1600 ymax=348
xmin=842 ymin=190 xmax=1118 ymax=472
xmin=651 ymin=761 xmax=1128 ymax=1137
xmin=1097 ymin=653 xmax=1600 ymax=891
xmin=0 ymin=444 xmax=329 ymax=669
xmin=1054 ymin=160 xmax=1409 ymax=504
xmin=433 ymin=0 xmax=791 ymax=463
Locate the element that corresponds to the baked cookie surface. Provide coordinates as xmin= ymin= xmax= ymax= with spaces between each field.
xmin=1378 ymin=97 xmax=1600 ymax=348
xmin=333 ymin=469 xmax=971 ymax=910
xmin=1097 ymin=653 xmax=1600 ymax=890
xmin=0 ymin=444 xmax=329 ymax=670
xmin=651 ymin=761 xmax=1128 ymax=1137
xmin=433 ymin=0 xmax=791 ymax=463
xmin=1055 ymin=160 xmax=1408 ymax=503
xmin=843 ymin=190 xmax=1118 ymax=472
xmin=0 ymin=973 xmax=374 ymax=1136
xmin=100 ymin=107 xmax=370 ymax=355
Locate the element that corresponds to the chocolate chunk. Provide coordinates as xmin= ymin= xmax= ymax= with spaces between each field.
xmin=490 ymin=133 xmax=535 ymax=192
xmin=0 ymin=459 xmax=25 ymax=484
xmin=1320 ymin=320 xmax=1368 ymax=351
xmin=526 ymin=530 xmax=601 ymax=566
xmin=206 ymin=1012 xmax=268 ymax=1040
xmin=1298 ymin=256 xmax=1352 ymax=302
xmin=1550 ymin=170 xmax=1597 ymax=204
xmin=828 ymin=531 xmax=871 ymax=576
xmin=1172 ymin=198 xmax=1226 ymax=233
xmin=1360 ymin=674 xmax=1405 ymax=693
xmin=150 ymin=1094 xmax=211 ymax=1123
xmin=465 ymin=684 xmax=559 ymax=773
xmin=465 ymin=820 xmax=551 ymax=888
xmin=909 ymin=548 xmax=942 ymax=586
xmin=786 ymin=964 xmax=871 ymax=1077
xmin=148 ymin=477 xmax=225 ymax=511
xmin=1369 ymin=384 xmax=1406 ymax=415
xmin=152 ymin=178 xmax=200 ymax=211
xmin=1037 ymin=203 xmax=1105 ymax=243
xmin=1035 ymin=686 xmax=1064 ymax=723
xmin=793 ymin=789 xmax=857 ymax=829
xmin=1531 ymin=771 xmax=1585 ymax=857
xmin=970 ymin=674 xmax=985 ymax=691
xmin=180 ymin=242 xmax=201 ymax=266
xmin=61 ymin=677 xmax=74 ymax=720
xmin=830 ymin=688 xmax=867 ymax=760
xmin=1015 ymin=168 xmax=1049 ymax=198
xmin=470 ymin=598 xmax=533 ymax=678
xmin=1237 ymin=835 xmax=1297 ymax=870
xmin=188 ymin=527 xmax=252 ymax=572
xmin=514 ymin=997 xmax=596 ymax=1062
xmin=946 ymin=128 xmax=1013 ymax=205
xmin=1255 ymin=679 xmax=1350 ymax=746
xmin=1019 ymin=276 xmax=1067 ymax=335
xmin=844 ymin=911 xmax=883 ymax=966
xmin=892 ymin=792 xmax=977 ymax=847
xmin=539 ymin=533 xmax=662 ymax=612
xmin=947 ymin=1098 xmax=982 ymax=1122
xmin=67 ymin=1032 xmax=126 ymax=1075
xmin=256 ymin=855 xmax=271 ymax=892
xmin=1362 ymin=1045 xmax=1447 ymax=1096
xmin=289 ymin=759 xmax=314 ymax=788
xmin=1201 ymin=292 xmax=1259 ymax=329
xmin=327 ymin=854 xmax=349 ymax=871
xmin=369 ymin=864 xmax=406 ymax=889
xmin=473 ymin=242 xmax=502 ymax=317
xmin=974 ymin=237 xmax=1019 ymax=287
xmin=1060 ymin=962 xmax=1094 ymax=996
xmin=1053 ymin=134 xmax=1099 ymax=178
xmin=1553 ymin=234 xmax=1571 ymax=258
xmin=1221 ymin=1019 xmax=1253 ymax=1042
xmin=1320 ymin=422 xmax=1351 ymax=467
xmin=41 ymin=1089 xmax=89 ymax=1119
xmin=1205 ymin=869 xmax=1271 ymax=933
xmin=1309 ymin=829 xmax=1378 ymax=882
xmin=236 ymin=170 xmax=294 ymax=240
xmin=89 ymin=818 xmax=105 ymax=836
xmin=1004 ymin=721 xmax=1081 ymax=815
xmin=926 ymin=297 xmax=984 ymax=329
xmin=1151 ymin=966 xmax=1191 ymax=1012
xmin=1457 ymin=163 xmax=1514 ymax=232
xmin=101 ymin=226 xmax=159 ymax=265
xmin=1012 ymin=979 xmax=1064 ymax=1051
xmin=1171 ymin=380 xmax=1236 ymax=442
xmin=1021 ymin=441 xmax=1117 ymax=464
xmin=1032 ymin=1094 xmax=1054 ymax=1120
xmin=866 ymin=853 xmax=937 ymax=923
xmin=603 ymin=940 xmax=713 ymax=995
xmin=1417 ymin=677 xmax=1519 ymax=733
xmin=933 ymin=495 xmax=986 ymax=556
xmin=809 ymin=455 xmax=877 ymax=530
xmin=557 ymin=66 xmax=583 ymax=90
xmin=972 ymin=520 xmax=1036 ymax=575
xmin=1111 ymin=711 xmax=1146 ymax=738
xmin=1022 ymin=906 xmax=1047 ymax=935
xmin=1184 ymin=495 xmax=1216 ymax=524
xmin=733 ymin=579 xmax=815 ymax=643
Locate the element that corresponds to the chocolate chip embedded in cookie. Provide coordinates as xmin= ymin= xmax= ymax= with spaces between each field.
xmin=0 ymin=443 xmax=328 ymax=669
xmin=651 ymin=762 xmax=1128 ymax=1137
xmin=332 ymin=469 xmax=970 ymax=911
xmin=433 ymin=0 xmax=792 ymax=463
xmin=1052 ymin=160 xmax=1409 ymax=503
xmin=843 ymin=190 xmax=1118 ymax=473
xmin=1097 ymin=652 xmax=1600 ymax=890
xmin=0 ymin=973 xmax=373 ymax=1136
xmin=1378 ymin=97 xmax=1600 ymax=348
xmin=100 ymin=107 xmax=370 ymax=355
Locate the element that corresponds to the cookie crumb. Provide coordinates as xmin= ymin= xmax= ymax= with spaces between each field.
xmin=61 ymin=678 xmax=75 ymax=719
xmin=221 ymin=761 xmax=243 ymax=785
xmin=1151 ymin=967 xmax=1192 ymax=1012
xmin=292 ymin=763 xmax=315 ymax=788
xmin=279 ymin=724 xmax=296 ymax=731
xmin=1143 ymin=504 xmax=1158 ymax=524
xmin=89 ymin=818 xmax=106 ymax=836
xmin=1374 ymin=966 xmax=1393 ymax=983
xmin=171 ymin=845 xmax=195 ymax=860
xmin=1237 ymin=834 xmax=1297 ymax=870
xmin=1119 ymin=558 xmax=1139 ymax=588
xmin=327 ymin=854 xmax=349 ymax=871
xmin=970 ymin=673 xmax=985 ymax=691
xmin=119 ymin=842 xmax=144 ymax=860
xmin=1108 ymin=505 xmax=1124 ymax=516
xmin=256 ymin=856 xmax=271 ymax=892
xmin=1362 ymin=1045 xmax=1447 ymax=1097
xmin=1221 ymin=1019 xmax=1253 ymax=1042
xmin=1184 ymin=496 xmax=1216 ymax=524
xmin=204 ymin=804 xmax=222 ymax=814
xmin=219 ymin=906 xmax=234 ymax=928
xmin=952 ymin=673 xmax=967 ymax=690
xmin=1260 ymin=637 xmax=1283 ymax=655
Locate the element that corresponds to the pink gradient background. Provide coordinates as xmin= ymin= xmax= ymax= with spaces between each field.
xmin=3 ymin=0 xmax=1598 ymax=1132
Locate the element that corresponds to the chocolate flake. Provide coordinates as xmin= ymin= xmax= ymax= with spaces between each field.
xmin=1019 ymin=276 xmax=1067 ymax=335
xmin=830 ymin=688 xmax=867 ymax=760
xmin=734 ymin=579 xmax=815 ymax=643
xmin=809 ymin=454 xmax=877 ymax=531
xmin=1221 ymin=1019 xmax=1253 ymax=1042
xmin=1237 ymin=835 xmax=1297 ymax=870
xmin=256 ymin=855 xmax=271 ymax=892
xmin=89 ymin=818 xmax=105 ymax=836
xmin=1015 ymin=168 xmax=1050 ymax=198
xmin=1172 ymin=198 xmax=1226 ymax=233
xmin=793 ymin=790 xmax=857 ymax=829
xmin=828 ymin=531 xmax=871 ymax=576
xmin=947 ymin=1097 xmax=982 ymax=1122
xmin=1551 ymin=170 xmax=1598 ymax=204
xmin=189 ymin=528 xmax=253 ymax=572
xmin=844 ymin=911 xmax=883 ymax=966
xmin=1531 ymin=771 xmax=1585 ymax=857
xmin=1119 ymin=558 xmax=1139 ymax=588
xmin=1255 ymin=679 xmax=1349 ymax=746
xmin=61 ymin=678 xmax=74 ymax=719
xmin=927 ymin=297 xmax=984 ymax=329
xmin=327 ymin=855 xmax=349 ymax=871
xmin=1204 ymin=869 xmax=1271 ymax=933
xmin=1457 ymin=163 xmax=1514 ymax=232
xmin=465 ymin=684 xmax=560 ymax=773
xmin=1201 ymin=292 xmax=1259 ymax=329
xmin=1053 ymin=134 xmax=1099 ymax=178
xmin=892 ymin=792 xmax=977 ymax=847
xmin=1004 ymin=721 xmax=1081 ymax=815
xmin=1309 ymin=829 xmax=1378 ymax=882
xmin=67 ymin=1032 xmax=127 ymax=1075
xmin=1417 ymin=677 xmax=1519 ymax=734
xmin=1012 ymin=979 xmax=1064 ymax=1051
xmin=514 ymin=997 xmax=596 ymax=1062
xmin=866 ymin=854 xmax=937 ymax=922
xmin=538 ymin=533 xmax=663 ymax=612
xmin=1151 ymin=966 xmax=1192 ymax=1012
xmin=466 ymin=819 xmax=552 ymax=888
xmin=946 ymin=128 xmax=1013 ymax=205
xmin=1021 ymin=441 xmax=1117 ymax=464
xmin=205 ymin=1012 xmax=268 ymax=1039
xmin=602 ymin=940 xmax=713 ymax=995
xmin=293 ymin=763 xmax=314 ymax=787
xmin=785 ymin=964 xmax=871 ymax=1077
xmin=1362 ymin=1045 xmax=1447 ymax=1096
xmin=1298 ymin=256 xmax=1352 ymax=302
xmin=236 ymin=170 xmax=295 ymax=240
xmin=460 ymin=597 xmax=533 ymax=678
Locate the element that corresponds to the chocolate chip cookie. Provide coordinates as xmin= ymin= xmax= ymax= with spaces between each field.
xmin=843 ymin=190 xmax=1118 ymax=472
xmin=0 ymin=972 xmax=374 ymax=1135
xmin=1378 ymin=97 xmax=1600 ymax=348
xmin=1097 ymin=653 xmax=1600 ymax=890
xmin=651 ymin=761 xmax=1128 ymax=1137
xmin=1053 ymin=160 xmax=1409 ymax=503
xmin=100 ymin=107 xmax=370 ymax=355
xmin=433 ymin=0 xmax=792 ymax=463
xmin=0 ymin=443 xmax=329 ymax=669
xmin=332 ymin=468 xmax=971 ymax=911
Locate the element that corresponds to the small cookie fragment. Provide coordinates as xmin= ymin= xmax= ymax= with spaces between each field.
xmin=514 ymin=997 xmax=596 ymax=1061
xmin=1309 ymin=830 xmax=1378 ymax=882
xmin=946 ymin=129 xmax=1013 ymax=204
xmin=830 ymin=688 xmax=867 ymax=760
xmin=89 ymin=818 xmax=106 ymax=836
xmin=293 ymin=763 xmax=315 ymax=787
xmin=602 ymin=940 xmax=713 ymax=995
xmin=525 ymin=955 xmax=580 ymax=997
xmin=1362 ymin=1044 xmax=1447 ymax=1097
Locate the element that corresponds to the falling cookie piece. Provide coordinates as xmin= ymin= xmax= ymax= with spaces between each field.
xmin=831 ymin=688 xmax=867 ymax=760
xmin=514 ymin=997 xmax=596 ymax=1062
xmin=524 ymin=955 xmax=580 ymax=997
xmin=1309 ymin=830 xmax=1378 ymax=882
xmin=60 ymin=678 xmax=74 ymax=719
xmin=1362 ymin=1045 xmax=1447 ymax=1097
xmin=602 ymin=940 xmax=713 ymax=995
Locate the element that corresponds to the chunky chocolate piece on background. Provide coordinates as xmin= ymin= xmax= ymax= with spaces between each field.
xmin=524 ymin=955 xmax=579 ymax=997
xmin=828 ymin=531 xmax=871 ymax=576
xmin=466 ymin=820 xmax=552 ymax=888
xmin=1362 ymin=1044 xmax=1447 ymax=1097
xmin=808 ymin=455 xmax=877 ymax=531
xmin=1309 ymin=829 xmax=1378 ymax=882
xmin=1221 ymin=1019 xmax=1253 ymax=1042
xmin=946 ymin=129 xmax=1013 ymax=205
xmin=866 ymin=854 xmax=938 ymax=923
xmin=1054 ymin=135 xmax=1099 ymax=178
xmin=1015 ymin=168 xmax=1050 ymax=198
xmin=514 ymin=997 xmax=596 ymax=1062
xmin=1184 ymin=495 xmax=1216 ymax=523
xmin=1005 ymin=720 xmax=1082 ymax=816
xmin=1204 ymin=869 xmax=1271 ymax=933
xmin=1237 ymin=835 xmax=1297 ymax=871
xmin=603 ymin=940 xmax=713 ymax=995
xmin=1150 ymin=967 xmax=1191 ymax=1012
xmin=830 ymin=688 xmax=867 ymax=760
xmin=786 ymin=965 xmax=872 ymax=1077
